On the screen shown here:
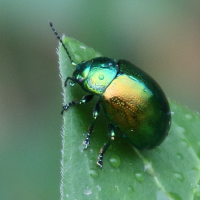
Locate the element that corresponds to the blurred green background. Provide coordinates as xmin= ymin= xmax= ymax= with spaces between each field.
xmin=0 ymin=1 xmax=200 ymax=199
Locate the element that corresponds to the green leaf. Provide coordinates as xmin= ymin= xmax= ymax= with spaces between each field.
xmin=59 ymin=37 xmax=200 ymax=200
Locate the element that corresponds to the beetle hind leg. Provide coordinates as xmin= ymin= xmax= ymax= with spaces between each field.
xmin=97 ymin=123 xmax=115 ymax=169
xmin=83 ymin=121 xmax=94 ymax=149
xmin=83 ymin=99 xmax=101 ymax=149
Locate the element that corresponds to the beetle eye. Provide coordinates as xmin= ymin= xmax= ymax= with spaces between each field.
xmin=76 ymin=74 xmax=84 ymax=83
xmin=100 ymin=64 xmax=107 ymax=68
xmin=78 ymin=77 xmax=84 ymax=83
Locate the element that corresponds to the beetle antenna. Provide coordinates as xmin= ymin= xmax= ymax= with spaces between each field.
xmin=49 ymin=21 xmax=75 ymax=65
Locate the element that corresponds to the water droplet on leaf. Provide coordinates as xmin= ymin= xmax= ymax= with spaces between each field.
xmin=89 ymin=168 xmax=99 ymax=179
xmin=109 ymin=154 xmax=121 ymax=168
xmin=135 ymin=170 xmax=145 ymax=183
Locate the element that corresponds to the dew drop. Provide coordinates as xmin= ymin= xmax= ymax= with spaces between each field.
xmin=135 ymin=170 xmax=145 ymax=183
xmin=181 ymin=139 xmax=190 ymax=147
xmin=143 ymin=88 xmax=147 ymax=92
xmin=144 ymin=162 xmax=154 ymax=176
xmin=84 ymin=188 xmax=92 ymax=195
xmin=193 ymin=185 xmax=200 ymax=196
xmin=96 ymin=185 xmax=101 ymax=192
xmin=154 ymin=146 xmax=162 ymax=153
xmin=89 ymin=157 xmax=96 ymax=165
xmin=177 ymin=126 xmax=187 ymax=134
xmin=185 ymin=114 xmax=193 ymax=120
xmin=168 ymin=192 xmax=183 ymax=200
xmin=115 ymin=185 xmax=119 ymax=192
xmin=109 ymin=154 xmax=121 ymax=168
xmin=157 ymin=190 xmax=171 ymax=200
xmin=174 ymin=172 xmax=185 ymax=182
xmin=176 ymin=153 xmax=183 ymax=160
xmin=89 ymin=168 xmax=99 ymax=179
xmin=191 ymin=167 xmax=199 ymax=172
xmin=171 ymin=111 xmax=175 ymax=115
xmin=128 ymin=185 xmax=135 ymax=193
xmin=80 ymin=45 xmax=86 ymax=49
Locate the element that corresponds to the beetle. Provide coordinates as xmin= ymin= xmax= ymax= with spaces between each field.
xmin=50 ymin=21 xmax=171 ymax=169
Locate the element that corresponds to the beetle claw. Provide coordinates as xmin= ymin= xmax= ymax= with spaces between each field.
xmin=83 ymin=139 xmax=90 ymax=149
xmin=97 ymin=158 xmax=103 ymax=169
xmin=61 ymin=105 xmax=69 ymax=115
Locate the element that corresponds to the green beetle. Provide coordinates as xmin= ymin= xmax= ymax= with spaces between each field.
xmin=50 ymin=22 xmax=171 ymax=168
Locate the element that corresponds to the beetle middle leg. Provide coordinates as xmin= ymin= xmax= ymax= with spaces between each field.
xmin=61 ymin=94 xmax=94 ymax=114
xmin=83 ymin=100 xmax=100 ymax=149
xmin=97 ymin=123 xmax=115 ymax=169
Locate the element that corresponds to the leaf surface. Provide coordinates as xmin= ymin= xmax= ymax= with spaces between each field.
xmin=59 ymin=37 xmax=200 ymax=200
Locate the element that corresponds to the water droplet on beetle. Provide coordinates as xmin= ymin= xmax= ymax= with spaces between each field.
xmin=99 ymin=74 xmax=104 ymax=80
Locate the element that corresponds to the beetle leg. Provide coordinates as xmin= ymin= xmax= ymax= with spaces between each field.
xmin=61 ymin=94 xmax=94 ymax=114
xmin=83 ymin=100 xmax=101 ymax=149
xmin=97 ymin=123 xmax=115 ymax=169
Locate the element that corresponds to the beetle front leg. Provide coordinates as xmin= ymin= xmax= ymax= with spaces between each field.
xmin=97 ymin=123 xmax=115 ymax=169
xmin=61 ymin=94 xmax=94 ymax=114
xmin=83 ymin=100 xmax=100 ymax=149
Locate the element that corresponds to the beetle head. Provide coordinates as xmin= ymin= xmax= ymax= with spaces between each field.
xmin=72 ymin=57 xmax=119 ymax=95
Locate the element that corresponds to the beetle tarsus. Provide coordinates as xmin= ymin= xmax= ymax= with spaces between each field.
xmin=97 ymin=154 xmax=103 ymax=169
xmin=96 ymin=127 xmax=113 ymax=168
xmin=83 ymin=138 xmax=90 ymax=149
xmin=61 ymin=95 xmax=94 ymax=115
xmin=61 ymin=104 xmax=70 ymax=114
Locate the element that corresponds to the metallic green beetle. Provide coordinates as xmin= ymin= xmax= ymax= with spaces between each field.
xmin=50 ymin=22 xmax=171 ymax=168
